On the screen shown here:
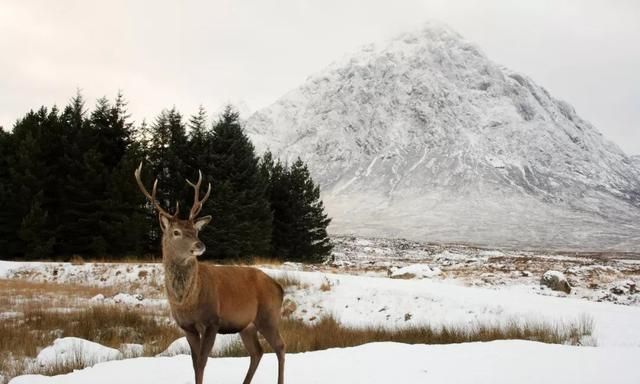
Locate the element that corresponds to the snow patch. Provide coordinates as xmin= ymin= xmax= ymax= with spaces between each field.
xmin=36 ymin=337 xmax=122 ymax=367
xmin=390 ymin=264 xmax=441 ymax=279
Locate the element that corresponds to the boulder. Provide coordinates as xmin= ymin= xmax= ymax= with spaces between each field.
xmin=540 ymin=271 xmax=571 ymax=294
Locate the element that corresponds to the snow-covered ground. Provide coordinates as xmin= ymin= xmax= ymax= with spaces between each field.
xmin=2 ymin=239 xmax=640 ymax=383
xmin=326 ymin=237 xmax=640 ymax=306
xmin=11 ymin=341 xmax=640 ymax=384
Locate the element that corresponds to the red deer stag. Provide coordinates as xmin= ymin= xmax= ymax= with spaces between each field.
xmin=134 ymin=163 xmax=285 ymax=384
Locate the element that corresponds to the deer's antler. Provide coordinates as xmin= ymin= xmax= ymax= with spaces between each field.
xmin=186 ymin=170 xmax=211 ymax=220
xmin=134 ymin=162 xmax=179 ymax=218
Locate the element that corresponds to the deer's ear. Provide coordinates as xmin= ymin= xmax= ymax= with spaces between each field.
xmin=159 ymin=214 xmax=171 ymax=232
xmin=194 ymin=215 xmax=212 ymax=231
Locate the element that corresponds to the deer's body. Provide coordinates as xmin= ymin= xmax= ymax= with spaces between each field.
xmin=165 ymin=259 xmax=284 ymax=335
xmin=135 ymin=164 xmax=285 ymax=384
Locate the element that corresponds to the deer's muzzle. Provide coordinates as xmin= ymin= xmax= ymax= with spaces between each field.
xmin=191 ymin=241 xmax=206 ymax=256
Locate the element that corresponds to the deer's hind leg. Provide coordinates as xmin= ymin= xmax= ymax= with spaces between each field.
xmin=257 ymin=321 xmax=285 ymax=384
xmin=240 ymin=323 xmax=263 ymax=384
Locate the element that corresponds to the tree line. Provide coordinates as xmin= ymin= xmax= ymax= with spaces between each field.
xmin=0 ymin=93 xmax=332 ymax=262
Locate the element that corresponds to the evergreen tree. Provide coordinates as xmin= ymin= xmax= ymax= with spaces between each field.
xmin=144 ymin=108 xmax=190 ymax=246
xmin=201 ymin=106 xmax=272 ymax=259
xmin=54 ymin=93 xmax=109 ymax=256
xmin=187 ymin=105 xmax=210 ymax=181
xmin=0 ymin=127 xmax=17 ymax=254
xmin=262 ymin=154 xmax=332 ymax=262
xmin=188 ymin=105 xmax=208 ymax=145
xmin=5 ymin=107 xmax=62 ymax=258
xmin=87 ymin=94 xmax=149 ymax=257
xmin=18 ymin=191 xmax=56 ymax=260
xmin=288 ymin=158 xmax=332 ymax=261
xmin=0 ymin=95 xmax=332 ymax=262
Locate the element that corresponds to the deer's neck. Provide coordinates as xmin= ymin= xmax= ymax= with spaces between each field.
xmin=163 ymin=253 xmax=199 ymax=306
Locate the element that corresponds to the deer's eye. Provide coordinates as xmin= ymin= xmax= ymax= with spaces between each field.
xmin=173 ymin=230 xmax=181 ymax=237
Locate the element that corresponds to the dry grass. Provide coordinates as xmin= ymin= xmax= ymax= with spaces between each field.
xmin=0 ymin=304 xmax=180 ymax=357
xmin=0 ymin=279 xmax=120 ymax=313
xmin=211 ymin=314 xmax=595 ymax=359
xmin=0 ymin=302 xmax=180 ymax=383
xmin=319 ymin=278 xmax=332 ymax=292
xmin=0 ymin=279 xmax=117 ymax=298
xmin=277 ymin=314 xmax=594 ymax=353
xmin=0 ymin=305 xmax=594 ymax=383
xmin=249 ymin=256 xmax=284 ymax=266
xmin=69 ymin=255 xmax=85 ymax=265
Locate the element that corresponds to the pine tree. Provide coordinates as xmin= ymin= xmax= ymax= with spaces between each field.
xmin=262 ymin=155 xmax=332 ymax=262
xmin=201 ymin=106 xmax=272 ymax=259
xmin=87 ymin=94 xmax=148 ymax=257
xmin=0 ymin=127 xmax=17 ymax=254
xmin=187 ymin=105 xmax=210 ymax=180
xmin=54 ymin=93 xmax=107 ymax=256
xmin=189 ymin=105 xmax=208 ymax=145
xmin=5 ymin=106 xmax=62 ymax=258
xmin=18 ymin=191 xmax=56 ymax=260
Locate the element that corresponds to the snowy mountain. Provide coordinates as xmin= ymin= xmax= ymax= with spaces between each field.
xmin=246 ymin=22 xmax=640 ymax=251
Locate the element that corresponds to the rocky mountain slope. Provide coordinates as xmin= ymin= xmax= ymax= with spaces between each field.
xmin=246 ymin=22 xmax=640 ymax=251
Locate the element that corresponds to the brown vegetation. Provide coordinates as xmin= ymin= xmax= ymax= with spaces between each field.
xmin=277 ymin=314 xmax=594 ymax=353
xmin=190 ymin=313 xmax=594 ymax=360
xmin=0 ymin=301 xmax=594 ymax=383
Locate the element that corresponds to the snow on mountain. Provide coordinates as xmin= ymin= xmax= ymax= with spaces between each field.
xmin=246 ymin=22 xmax=640 ymax=251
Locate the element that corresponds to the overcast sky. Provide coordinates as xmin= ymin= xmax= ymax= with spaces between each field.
xmin=2 ymin=0 xmax=638 ymax=154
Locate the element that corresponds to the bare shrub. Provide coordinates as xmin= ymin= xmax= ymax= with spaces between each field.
xmin=319 ymin=278 xmax=332 ymax=292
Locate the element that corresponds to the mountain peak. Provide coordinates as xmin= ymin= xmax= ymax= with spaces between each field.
xmin=246 ymin=23 xmax=640 ymax=251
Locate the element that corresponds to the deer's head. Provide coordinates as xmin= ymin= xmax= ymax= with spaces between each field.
xmin=135 ymin=163 xmax=212 ymax=261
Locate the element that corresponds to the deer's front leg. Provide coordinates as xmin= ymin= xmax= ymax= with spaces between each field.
xmin=196 ymin=325 xmax=218 ymax=384
xmin=184 ymin=327 xmax=201 ymax=383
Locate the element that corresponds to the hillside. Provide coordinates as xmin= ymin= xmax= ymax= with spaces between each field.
xmin=246 ymin=22 xmax=640 ymax=251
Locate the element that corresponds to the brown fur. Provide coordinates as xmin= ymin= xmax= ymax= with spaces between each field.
xmin=161 ymin=219 xmax=286 ymax=384
xmin=135 ymin=165 xmax=285 ymax=384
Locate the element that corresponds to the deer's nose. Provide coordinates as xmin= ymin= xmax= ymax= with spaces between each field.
xmin=192 ymin=241 xmax=205 ymax=256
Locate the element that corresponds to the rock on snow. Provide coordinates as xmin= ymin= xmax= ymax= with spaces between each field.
xmin=541 ymin=270 xmax=572 ymax=294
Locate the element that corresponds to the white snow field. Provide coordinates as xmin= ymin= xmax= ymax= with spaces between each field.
xmin=3 ymin=259 xmax=640 ymax=382
xmin=10 ymin=341 xmax=640 ymax=384
xmin=268 ymin=269 xmax=640 ymax=347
